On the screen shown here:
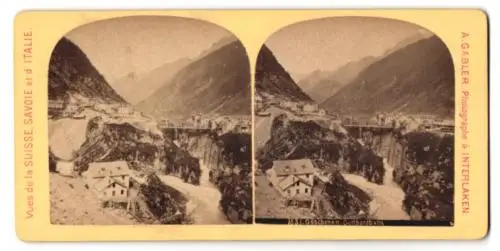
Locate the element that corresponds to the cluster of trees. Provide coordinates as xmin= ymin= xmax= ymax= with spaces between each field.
xmin=71 ymin=120 xmax=165 ymax=172
xmin=163 ymin=146 xmax=201 ymax=185
xmin=395 ymin=132 xmax=454 ymax=221
xmin=217 ymin=172 xmax=252 ymax=223
xmin=136 ymin=174 xmax=190 ymax=224
xmin=343 ymin=139 xmax=385 ymax=184
xmin=323 ymin=172 xmax=371 ymax=218
xmin=211 ymin=133 xmax=252 ymax=224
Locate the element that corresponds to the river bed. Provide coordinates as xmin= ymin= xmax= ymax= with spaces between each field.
xmin=341 ymin=159 xmax=410 ymax=220
xmin=158 ymin=160 xmax=230 ymax=224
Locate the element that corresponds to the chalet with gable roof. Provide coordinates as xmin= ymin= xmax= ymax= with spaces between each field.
xmin=83 ymin=161 xmax=133 ymax=202
xmin=266 ymin=159 xmax=315 ymax=199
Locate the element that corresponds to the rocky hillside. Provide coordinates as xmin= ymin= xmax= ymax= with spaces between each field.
xmin=113 ymin=36 xmax=237 ymax=105
xmin=48 ymin=37 xmax=126 ymax=104
xmin=62 ymin=116 xmax=164 ymax=173
xmin=256 ymin=114 xmax=385 ymax=184
xmin=255 ymin=45 xmax=312 ymax=102
xmin=298 ymin=56 xmax=376 ymax=103
xmin=136 ymin=40 xmax=251 ymax=118
xmin=322 ymin=35 xmax=454 ymax=117
xmin=255 ymin=114 xmax=375 ymax=218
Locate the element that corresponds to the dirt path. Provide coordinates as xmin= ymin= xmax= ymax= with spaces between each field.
xmin=254 ymin=107 xmax=287 ymax=149
xmin=49 ymin=118 xmax=90 ymax=160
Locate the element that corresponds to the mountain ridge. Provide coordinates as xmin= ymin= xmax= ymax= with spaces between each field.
xmin=297 ymin=56 xmax=377 ymax=103
xmin=135 ymin=40 xmax=251 ymax=118
xmin=321 ymin=35 xmax=454 ymax=117
xmin=255 ymin=45 xmax=313 ymax=102
xmin=48 ymin=37 xmax=127 ymax=104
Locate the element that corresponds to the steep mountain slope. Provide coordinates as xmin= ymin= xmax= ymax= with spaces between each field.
xmin=298 ymin=56 xmax=376 ymax=103
xmin=111 ymin=58 xmax=191 ymax=104
xmin=135 ymin=40 xmax=251 ymax=118
xmin=297 ymin=32 xmax=432 ymax=104
xmin=329 ymin=56 xmax=378 ymax=86
xmin=255 ymin=45 xmax=312 ymax=101
xmin=113 ymin=36 xmax=237 ymax=105
xmin=321 ymin=35 xmax=454 ymax=117
xmin=48 ymin=37 xmax=126 ymax=104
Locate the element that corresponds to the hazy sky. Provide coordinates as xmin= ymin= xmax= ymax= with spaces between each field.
xmin=66 ymin=16 xmax=232 ymax=84
xmin=265 ymin=17 xmax=433 ymax=81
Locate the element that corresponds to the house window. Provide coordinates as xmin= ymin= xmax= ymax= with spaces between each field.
xmin=287 ymin=190 xmax=291 ymax=195
xmin=112 ymin=191 xmax=115 ymax=196
xmin=306 ymin=174 xmax=310 ymax=179
xmin=122 ymin=175 xmax=125 ymax=180
xmin=305 ymin=188 xmax=309 ymax=194
xmin=112 ymin=183 xmax=115 ymax=188
xmin=296 ymin=189 xmax=300 ymax=194
xmin=121 ymin=190 xmax=124 ymax=195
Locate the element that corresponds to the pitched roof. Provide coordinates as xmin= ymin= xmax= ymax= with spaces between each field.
xmin=94 ymin=176 xmax=129 ymax=192
xmin=278 ymin=175 xmax=313 ymax=190
xmin=85 ymin=161 xmax=130 ymax=178
xmin=272 ymin=159 xmax=315 ymax=176
xmin=93 ymin=177 xmax=112 ymax=191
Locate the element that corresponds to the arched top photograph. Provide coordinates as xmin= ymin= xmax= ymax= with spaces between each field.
xmin=254 ymin=16 xmax=455 ymax=226
xmin=47 ymin=15 xmax=253 ymax=226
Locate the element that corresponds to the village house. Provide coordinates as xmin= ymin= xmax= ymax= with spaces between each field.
xmin=117 ymin=105 xmax=130 ymax=115
xmin=158 ymin=119 xmax=169 ymax=128
xmin=302 ymin=102 xmax=318 ymax=113
xmin=318 ymin=109 xmax=326 ymax=116
xmin=266 ymin=159 xmax=315 ymax=198
xmin=239 ymin=124 xmax=251 ymax=134
xmin=82 ymin=161 xmax=133 ymax=203
xmin=48 ymin=99 xmax=65 ymax=116
xmin=55 ymin=160 xmax=76 ymax=177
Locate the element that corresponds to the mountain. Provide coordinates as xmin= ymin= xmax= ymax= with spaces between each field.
xmin=321 ymin=35 xmax=454 ymax=117
xmin=48 ymin=37 xmax=126 ymax=104
xmin=255 ymin=45 xmax=313 ymax=102
xmin=111 ymin=58 xmax=191 ymax=104
xmin=198 ymin=36 xmax=237 ymax=59
xmin=135 ymin=40 xmax=251 ymax=118
xmin=112 ymin=36 xmax=237 ymax=105
xmin=381 ymin=31 xmax=433 ymax=58
xmin=297 ymin=33 xmax=432 ymax=104
xmin=297 ymin=56 xmax=376 ymax=103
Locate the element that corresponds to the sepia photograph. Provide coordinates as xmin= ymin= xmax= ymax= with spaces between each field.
xmin=48 ymin=16 xmax=252 ymax=225
xmin=254 ymin=17 xmax=455 ymax=225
